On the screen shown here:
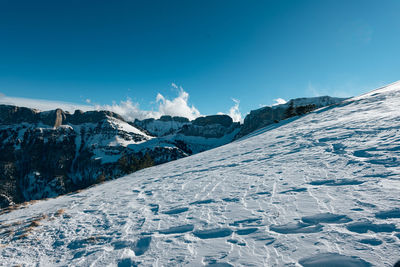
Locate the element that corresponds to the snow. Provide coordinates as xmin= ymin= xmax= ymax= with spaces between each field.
xmin=1 ymin=82 xmax=400 ymax=266
xmin=107 ymin=117 xmax=151 ymax=138
xmin=272 ymin=95 xmax=347 ymax=109
xmin=136 ymin=119 xmax=190 ymax=137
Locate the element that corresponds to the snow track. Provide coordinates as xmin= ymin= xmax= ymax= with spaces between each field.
xmin=1 ymin=82 xmax=400 ymax=266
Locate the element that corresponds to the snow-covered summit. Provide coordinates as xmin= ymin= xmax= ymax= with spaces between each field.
xmin=1 ymin=82 xmax=399 ymax=266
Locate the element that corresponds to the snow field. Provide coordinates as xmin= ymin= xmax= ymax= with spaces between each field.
xmin=1 ymin=82 xmax=400 ymax=266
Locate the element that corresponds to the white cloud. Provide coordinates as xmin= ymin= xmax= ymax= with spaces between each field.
xmin=0 ymin=94 xmax=94 ymax=112
xmin=272 ymin=98 xmax=287 ymax=106
xmin=218 ymin=98 xmax=242 ymax=123
xmin=100 ymin=87 xmax=201 ymax=121
xmin=156 ymin=87 xmax=200 ymax=120
xmin=0 ymin=85 xmax=202 ymax=121
xmin=171 ymin=83 xmax=178 ymax=89
xmin=228 ymin=98 xmax=242 ymax=122
xmin=99 ymin=98 xmax=159 ymax=121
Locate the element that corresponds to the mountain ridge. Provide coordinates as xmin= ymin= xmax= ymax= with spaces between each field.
xmin=0 ymin=95 xmax=345 ymax=207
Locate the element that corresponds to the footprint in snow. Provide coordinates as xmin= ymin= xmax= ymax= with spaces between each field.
xmin=205 ymin=262 xmax=233 ymax=267
xmin=309 ymin=179 xmax=364 ymax=186
xmin=226 ymin=239 xmax=247 ymax=246
xmin=230 ymin=218 xmax=263 ymax=227
xmin=301 ymin=213 xmax=352 ymax=224
xmin=148 ymin=204 xmax=159 ymax=214
xmin=161 ymin=207 xmax=189 ymax=215
xmin=270 ymin=222 xmax=323 ymax=234
xmin=255 ymin=191 xmax=271 ymax=196
xmin=235 ymin=228 xmax=258 ymax=235
xmin=299 ymin=253 xmax=371 ymax=267
xmin=358 ymin=238 xmax=382 ymax=246
xmin=144 ymin=190 xmax=153 ymax=196
xmin=279 ymin=187 xmax=307 ymax=194
xmin=222 ymin=197 xmax=240 ymax=203
xmin=158 ymin=224 xmax=194 ymax=235
xmin=117 ymin=258 xmax=139 ymax=267
xmin=251 ymin=234 xmax=276 ymax=245
xmin=189 ymin=199 xmax=215 ymax=205
xmin=346 ymin=221 xmax=397 ymax=233
xmin=375 ymin=208 xmax=400 ymax=219
xmin=132 ymin=236 xmax=152 ymax=256
xmin=193 ymin=228 xmax=233 ymax=239
xmin=112 ymin=236 xmax=152 ymax=256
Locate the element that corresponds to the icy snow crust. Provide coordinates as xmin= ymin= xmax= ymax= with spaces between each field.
xmin=1 ymin=82 xmax=400 ymax=266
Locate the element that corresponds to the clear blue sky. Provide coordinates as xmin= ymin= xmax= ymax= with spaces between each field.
xmin=1 ymin=0 xmax=399 ymax=117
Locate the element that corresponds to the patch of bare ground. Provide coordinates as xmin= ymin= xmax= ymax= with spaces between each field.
xmin=54 ymin=209 xmax=65 ymax=217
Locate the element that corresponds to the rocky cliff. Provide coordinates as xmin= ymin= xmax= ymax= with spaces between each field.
xmin=0 ymin=106 xmax=240 ymax=207
xmin=0 ymin=105 xmax=186 ymax=207
xmin=133 ymin=114 xmax=241 ymax=154
xmin=236 ymin=96 xmax=347 ymax=139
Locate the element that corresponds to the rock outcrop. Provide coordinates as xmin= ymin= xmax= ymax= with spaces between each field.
xmin=0 ymin=105 xmax=124 ymax=128
xmin=0 ymin=105 xmax=185 ymax=207
xmin=236 ymin=96 xmax=347 ymax=139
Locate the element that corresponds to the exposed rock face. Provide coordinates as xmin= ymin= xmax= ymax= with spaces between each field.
xmin=159 ymin=115 xmax=189 ymax=123
xmin=192 ymin=115 xmax=233 ymax=127
xmin=179 ymin=115 xmax=239 ymax=139
xmin=0 ymin=105 xmax=124 ymax=128
xmin=236 ymin=96 xmax=346 ymax=139
xmin=0 ymin=105 xmax=39 ymax=125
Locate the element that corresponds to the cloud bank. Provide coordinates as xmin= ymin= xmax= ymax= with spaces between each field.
xmin=0 ymin=85 xmax=205 ymax=121
xmin=0 ymin=84 xmax=248 ymax=123
xmin=0 ymin=95 xmax=94 ymax=113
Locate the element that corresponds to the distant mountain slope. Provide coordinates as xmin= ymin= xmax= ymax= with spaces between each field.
xmin=0 ymin=82 xmax=399 ymax=266
xmin=0 ymin=107 xmax=239 ymax=207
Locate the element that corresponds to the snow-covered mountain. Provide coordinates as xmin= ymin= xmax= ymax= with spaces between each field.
xmin=133 ymin=114 xmax=241 ymax=154
xmin=0 ymin=106 xmax=157 ymax=207
xmin=0 ymin=107 xmax=240 ymax=207
xmin=1 ymin=81 xmax=399 ymax=266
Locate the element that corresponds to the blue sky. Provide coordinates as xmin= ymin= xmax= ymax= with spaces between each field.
xmin=1 ymin=0 xmax=399 ymax=120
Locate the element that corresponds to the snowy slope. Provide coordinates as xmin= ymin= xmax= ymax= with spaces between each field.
xmin=1 ymin=82 xmax=400 ymax=266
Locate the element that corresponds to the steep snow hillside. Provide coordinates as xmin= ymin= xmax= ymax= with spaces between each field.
xmin=1 ymin=82 xmax=400 ymax=266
